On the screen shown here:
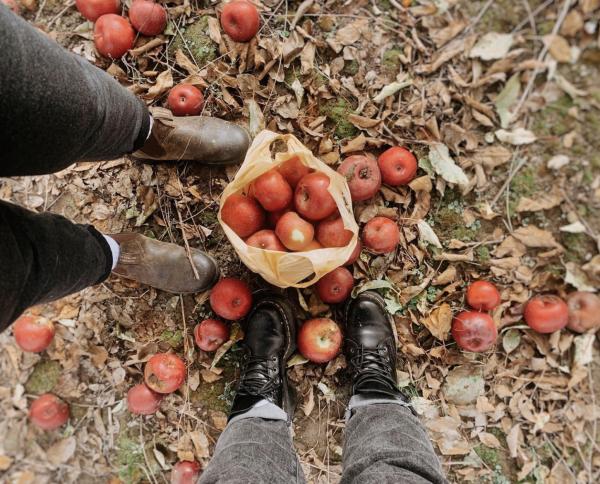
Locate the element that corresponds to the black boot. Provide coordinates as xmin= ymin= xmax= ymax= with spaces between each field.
xmin=229 ymin=292 xmax=296 ymax=421
xmin=344 ymin=291 xmax=407 ymax=401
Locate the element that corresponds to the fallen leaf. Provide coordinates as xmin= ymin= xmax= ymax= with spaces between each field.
xmin=502 ymin=329 xmax=521 ymax=354
xmin=516 ymin=188 xmax=563 ymax=212
xmin=373 ymin=79 xmax=412 ymax=103
xmin=544 ymin=34 xmax=571 ymax=63
xmin=559 ymin=221 xmax=586 ymax=233
xmin=573 ymin=333 xmax=595 ymax=366
xmin=144 ymin=69 xmax=173 ymax=100
xmin=495 ymin=128 xmax=537 ymax=145
xmin=417 ymin=220 xmax=442 ymax=248
xmin=565 ymin=262 xmax=597 ymax=292
xmin=469 ymin=32 xmax=514 ymax=60
xmin=547 ymin=154 xmax=570 ymax=170
xmin=421 ymin=303 xmax=452 ymax=341
xmin=512 ymin=225 xmax=559 ymax=248
xmin=428 ymin=143 xmax=469 ymax=187
xmin=495 ymin=73 xmax=520 ymax=128
xmin=478 ymin=432 xmax=502 ymax=449
xmin=47 ymin=437 xmax=77 ymax=466
xmin=443 ymin=365 xmax=485 ymax=405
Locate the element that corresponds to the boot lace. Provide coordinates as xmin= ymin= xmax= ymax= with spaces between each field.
xmin=350 ymin=346 xmax=397 ymax=391
xmin=237 ymin=355 xmax=279 ymax=397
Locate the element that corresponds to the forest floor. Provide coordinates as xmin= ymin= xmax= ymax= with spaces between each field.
xmin=1 ymin=0 xmax=600 ymax=483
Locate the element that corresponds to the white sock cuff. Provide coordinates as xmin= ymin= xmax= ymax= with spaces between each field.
xmin=102 ymin=235 xmax=121 ymax=270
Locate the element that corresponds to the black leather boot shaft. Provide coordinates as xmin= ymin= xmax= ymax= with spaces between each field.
xmin=229 ymin=292 xmax=296 ymax=421
xmin=344 ymin=291 xmax=406 ymax=399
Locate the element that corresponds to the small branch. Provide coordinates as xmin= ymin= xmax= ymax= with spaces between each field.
xmin=490 ymin=155 xmax=527 ymax=207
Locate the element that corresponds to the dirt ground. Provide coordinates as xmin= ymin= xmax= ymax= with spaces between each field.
xmin=1 ymin=0 xmax=600 ymax=483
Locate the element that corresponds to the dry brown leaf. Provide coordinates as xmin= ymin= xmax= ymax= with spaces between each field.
xmin=544 ymin=34 xmax=571 ymax=63
xmin=478 ymin=432 xmax=502 ymax=449
xmin=144 ymin=69 xmax=173 ymax=100
xmin=516 ymin=188 xmax=563 ymax=212
xmin=421 ymin=303 xmax=452 ymax=341
xmin=341 ymin=133 xmax=367 ymax=154
xmin=348 ymin=114 xmax=381 ymax=129
xmin=512 ymin=225 xmax=560 ymax=248
xmin=175 ymin=49 xmax=199 ymax=75
xmin=47 ymin=437 xmax=77 ymax=466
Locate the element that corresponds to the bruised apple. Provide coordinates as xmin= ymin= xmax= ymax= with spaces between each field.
xmin=524 ymin=295 xmax=568 ymax=334
xmin=377 ymin=146 xmax=417 ymax=186
xmin=362 ymin=217 xmax=400 ymax=254
xmin=275 ymin=211 xmax=314 ymax=251
xmin=168 ymin=84 xmax=204 ymax=116
xmin=128 ymin=0 xmax=167 ymax=36
xmin=94 ymin=14 xmax=135 ymax=58
xmin=466 ymin=280 xmax=501 ymax=311
xmin=75 ymin=0 xmax=119 ymax=22
xmin=298 ymin=318 xmax=342 ymax=363
xmin=316 ymin=267 xmax=354 ymax=304
xmin=252 ymin=169 xmax=293 ymax=211
xmin=29 ymin=393 xmax=69 ymax=430
xmin=277 ymin=156 xmax=310 ymax=188
xmin=220 ymin=0 xmax=260 ymax=42
xmin=246 ymin=229 xmax=287 ymax=251
xmin=451 ymin=311 xmax=497 ymax=352
xmin=566 ymin=291 xmax=600 ymax=333
xmin=221 ymin=194 xmax=265 ymax=238
xmin=127 ymin=383 xmax=163 ymax=415
xmin=13 ymin=315 xmax=55 ymax=353
xmin=316 ymin=215 xmax=352 ymax=248
xmin=144 ymin=353 xmax=186 ymax=394
xmin=194 ymin=319 xmax=230 ymax=352
xmin=210 ymin=278 xmax=253 ymax=320
xmin=345 ymin=239 xmax=362 ymax=265
xmin=337 ymin=155 xmax=381 ymax=201
xmin=295 ymin=172 xmax=337 ymax=221
xmin=171 ymin=461 xmax=201 ymax=484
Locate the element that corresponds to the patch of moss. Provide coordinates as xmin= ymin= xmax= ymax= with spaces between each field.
xmin=170 ymin=17 xmax=217 ymax=67
xmin=343 ymin=60 xmax=359 ymax=77
xmin=382 ymin=48 xmax=402 ymax=75
xmin=160 ymin=329 xmax=183 ymax=348
xmin=116 ymin=434 xmax=146 ymax=484
xmin=432 ymin=206 xmax=478 ymax=242
xmin=561 ymin=232 xmax=595 ymax=264
xmin=532 ymin=96 xmax=575 ymax=137
xmin=507 ymin=166 xmax=537 ymax=217
xmin=25 ymin=360 xmax=61 ymax=395
xmin=191 ymin=380 xmax=229 ymax=412
xmin=475 ymin=245 xmax=491 ymax=262
xmin=319 ymin=98 xmax=357 ymax=139
xmin=474 ymin=444 xmax=501 ymax=468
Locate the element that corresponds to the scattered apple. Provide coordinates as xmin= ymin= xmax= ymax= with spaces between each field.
xmin=167 ymin=84 xmax=204 ymax=116
xmin=13 ymin=315 xmax=55 ymax=353
xmin=220 ymin=0 xmax=260 ymax=42
xmin=194 ymin=319 xmax=230 ymax=352
xmin=144 ymin=353 xmax=186 ymax=394
xmin=210 ymin=278 xmax=253 ymax=320
xmin=566 ymin=291 xmax=600 ymax=333
xmin=337 ymin=155 xmax=381 ymax=201
xmin=171 ymin=460 xmax=201 ymax=484
xmin=221 ymin=194 xmax=265 ymax=238
xmin=252 ymin=169 xmax=293 ymax=212
xmin=451 ymin=311 xmax=497 ymax=352
xmin=316 ymin=215 xmax=353 ymax=248
xmin=524 ymin=295 xmax=568 ymax=334
xmin=277 ymin=156 xmax=311 ymax=188
xmin=246 ymin=229 xmax=287 ymax=251
xmin=466 ymin=280 xmax=501 ymax=311
xmin=377 ymin=146 xmax=417 ymax=186
xmin=29 ymin=393 xmax=69 ymax=430
xmin=75 ymin=0 xmax=119 ymax=22
xmin=127 ymin=383 xmax=163 ymax=415
xmin=315 ymin=267 xmax=354 ymax=304
xmin=295 ymin=172 xmax=337 ymax=221
xmin=275 ymin=211 xmax=315 ymax=251
xmin=345 ymin=239 xmax=362 ymax=265
xmin=362 ymin=216 xmax=400 ymax=254
xmin=304 ymin=240 xmax=323 ymax=250
xmin=94 ymin=14 xmax=135 ymax=58
xmin=297 ymin=318 xmax=342 ymax=363
xmin=128 ymin=0 xmax=167 ymax=36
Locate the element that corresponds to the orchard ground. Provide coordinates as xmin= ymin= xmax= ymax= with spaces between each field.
xmin=1 ymin=1 xmax=599 ymax=483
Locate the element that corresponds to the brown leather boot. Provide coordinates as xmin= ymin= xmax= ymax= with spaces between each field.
xmin=132 ymin=107 xmax=250 ymax=164
xmin=110 ymin=233 xmax=219 ymax=293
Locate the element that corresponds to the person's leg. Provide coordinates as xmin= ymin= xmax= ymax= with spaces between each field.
xmin=341 ymin=292 xmax=446 ymax=484
xmin=200 ymin=292 xmax=305 ymax=484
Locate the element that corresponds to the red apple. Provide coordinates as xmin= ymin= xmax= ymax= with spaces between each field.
xmin=171 ymin=461 xmax=201 ymax=484
xmin=75 ymin=0 xmax=119 ymax=22
xmin=194 ymin=319 xmax=230 ymax=352
xmin=127 ymin=383 xmax=163 ymax=415
xmin=220 ymin=0 xmax=260 ymax=42
xmin=304 ymin=240 xmax=323 ymax=250
xmin=345 ymin=239 xmax=362 ymax=265
xmin=337 ymin=155 xmax=381 ymax=201
xmin=128 ymin=0 xmax=167 ymax=36
xmin=297 ymin=318 xmax=342 ymax=363
xmin=29 ymin=394 xmax=69 ymax=430
xmin=275 ymin=211 xmax=314 ymax=251
xmin=377 ymin=146 xmax=417 ymax=186
xmin=466 ymin=280 xmax=501 ymax=311
xmin=566 ymin=291 xmax=600 ymax=333
xmin=168 ymin=84 xmax=204 ymax=116
xmin=362 ymin=217 xmax=400 ymax=254
xmin=278 ymin=156 xmax=311 ymax=188
xmin=221 ymin=194 xmax=265 ymax=238
xmin=144 ymin=353 xmax=186 ymax=394
xmin=210 ymin=278 xmax=253 ymax=320
xmin=267 ymin=203 xmax=292 ymax=228
xmin=252 ymin=169 xmax=293 ymax=212
xmin=315 ymin=267 xmax=354 ymax=304
xmin=451 ymin=311 xmax=497 ymax=352
xmin=246 ymin=229 xmax=287 ymax=251
xmin=295 ymin=172 xmax=337 ymax=221
xmin=524 ymin=295 xmax=568 ymax=334
xmin=316 ymin=215 xmax=353 ymax=248
xmin=13 ymin=315 xmax=55 ymax=353
xmin=94 ymin=14 xmax=135 ymax=58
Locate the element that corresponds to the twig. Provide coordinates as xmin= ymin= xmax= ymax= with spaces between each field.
xmin=175 ymin=201 xmax=200 ymax=280
xmin=512 ymin=0 xmax=555 ymax=33
xmin=130 ymin=38 xmax=166 ymax=57
xmin=521 ymin=0 xmax=537 ymax=34
xmin=290 ymin=0 xmax=314 ymax=29
xmin=490 ymin=155 xmax=527 ymax=207
xmin=464 ymin=0 xmax=495 ymax=33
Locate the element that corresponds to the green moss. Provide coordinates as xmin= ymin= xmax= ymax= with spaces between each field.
xmin=319 ymin=98 xmax=357 ymax=139
xmin=343 ymin=60 xmax=359 ymax=77
xmin=475 ymin=245 xmax=491 ymax=262
xmin=475 ymin=444 xmax=500 ymax=467
xmin=170 ymin=17 xmax=217 ymax=67
xmin=382 ymin=48 xmax=402 ymax=75
xmin=507 ymin=166 xmax=537 ymax=217
xmin=432 ymin=206 xmax=478 ymax=242
xmin=116 ymin=433 xmax=147 ymax=484
xmin=531 ymin=96 xmax=575 ymax=137
xmin=25 ymin=360 xmax=61 ymax=395
xmin=561 ymin=232 xmax=595 ymax=264
xmin=160 ymin=329 xmax=183 ymax=348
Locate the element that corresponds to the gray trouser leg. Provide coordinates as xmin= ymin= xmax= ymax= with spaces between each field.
xmin=342 ymin=404 xmax=446 ymax=484
xmin=199 ymin=418 xmax=306 ymax=484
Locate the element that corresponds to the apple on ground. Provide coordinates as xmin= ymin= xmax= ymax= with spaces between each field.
xmin=210 ymin=278 xmax=253 ymax=320
xmin=297 ymin=318 xmax=342 ymax=363
xmin=337 ymin=155 xmax=381 ymax=201
xmin=144 ymin=353 xmax=186 ymax=394
xmin=451 ymin=311 xmax=497 ymax=352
